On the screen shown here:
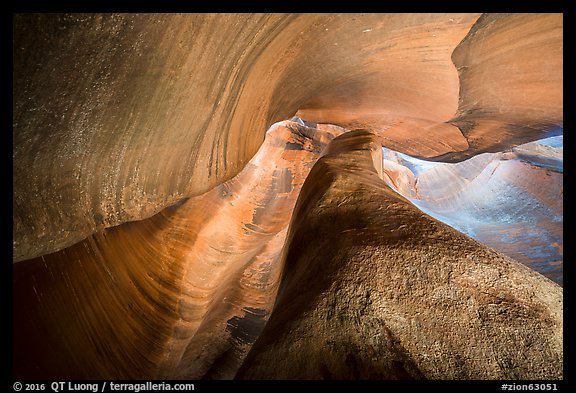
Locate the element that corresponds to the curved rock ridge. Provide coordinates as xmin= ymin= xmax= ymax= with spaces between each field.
xmin=447 ymin=14 xmax=563 ymax=161
xmin=13 ymin=13 xmax=562 ymax=262
xmin=381 ymin=135 xmax=563 ymax=285
xmin=236 ymin=130 xmax=562 ymax=380
xmin=13 ymin=120 xmax=345 ymax=379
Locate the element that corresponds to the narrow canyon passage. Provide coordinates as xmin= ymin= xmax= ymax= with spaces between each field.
xmin=13 ymin=13 xmax=562 ymax=380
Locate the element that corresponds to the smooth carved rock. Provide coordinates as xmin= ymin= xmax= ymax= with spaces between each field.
xmin=13 ymin=13 xmax=562 ymax=262
xmin=237 ymin=130 xmax=562 ymax=380
xmin=449 ymin=13 xmax=563 ymax=160
xmin=13 ymin=121 xmax=343 ymax=379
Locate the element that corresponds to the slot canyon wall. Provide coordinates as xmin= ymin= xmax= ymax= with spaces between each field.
xmin=13 ymin=13 xmax=562 ymax=380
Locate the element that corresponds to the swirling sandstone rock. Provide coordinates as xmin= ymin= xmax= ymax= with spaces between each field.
xmin=13 ymin=120 xmax=344 ymax=379
xmin=448 ymin=14 xmax=563 ymax=160
xmin=14 ymin=13 xmax=562 ymax=262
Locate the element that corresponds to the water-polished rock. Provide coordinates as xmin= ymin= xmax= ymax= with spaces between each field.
xmin=13 ymin=13 xmax=563 ymax=381
xmin=13 ymin=13 xmax=562 ymax=262
xmin=13 ymin=120 xmax=344 ymax=379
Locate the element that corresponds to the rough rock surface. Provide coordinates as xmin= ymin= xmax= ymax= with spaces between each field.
xmin=236 ymin=130 xmax=562 ymax=380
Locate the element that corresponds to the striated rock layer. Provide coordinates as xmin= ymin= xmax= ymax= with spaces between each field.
xmin=13 ymin=120 xmax=345 ymax=379
xmin=237 ymin=130 xmax=562 ymax=380
xmin=13 ymin=13 xmax=562 ymax=262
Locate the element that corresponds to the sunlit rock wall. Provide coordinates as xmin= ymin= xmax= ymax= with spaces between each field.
xmin=381 ymin=135 xmax=563 ymax=285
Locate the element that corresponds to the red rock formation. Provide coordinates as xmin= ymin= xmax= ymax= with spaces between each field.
xmin=13 ymin=13 xmax=562 ymax=262
xmin=449 ymin=14 xmax=563 ymax=159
